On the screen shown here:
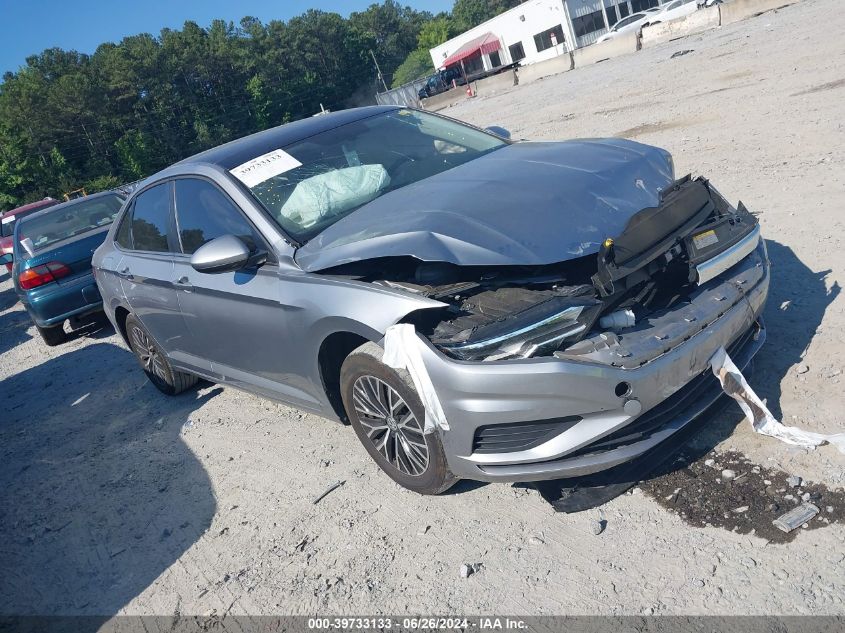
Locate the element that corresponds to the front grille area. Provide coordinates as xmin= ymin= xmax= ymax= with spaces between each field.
xmin=472 ymin=416 xmax=581 ymax=454
xmin=565 ymin=322 xmax=759 ymax=459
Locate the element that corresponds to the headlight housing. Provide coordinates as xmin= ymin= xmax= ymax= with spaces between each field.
xmin=436 ymin=298 xmax=602 ymax=361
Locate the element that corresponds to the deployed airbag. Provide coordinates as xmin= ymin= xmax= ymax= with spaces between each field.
xmin=383 ymin=324 xmax=449 ymax=434
xmin=710 ymin=347 xmax=845 ymax=453
xmin=280 ymin=164 xmax=390 ymax=229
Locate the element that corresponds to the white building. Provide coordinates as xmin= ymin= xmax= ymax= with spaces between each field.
xmin=429 ymin=0 xmax=665 ymax=71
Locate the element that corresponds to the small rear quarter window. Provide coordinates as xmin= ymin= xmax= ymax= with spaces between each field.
xmin=115 ymin=209 xmax=133 ymax=249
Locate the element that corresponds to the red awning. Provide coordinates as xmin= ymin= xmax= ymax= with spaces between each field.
xmin=440 ymin=32 xmax=501 ymax=68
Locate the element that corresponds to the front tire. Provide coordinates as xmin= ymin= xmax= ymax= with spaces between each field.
xmin=340 ymin=342 xmax=457 ymax=495
xmin=125 ymin=314 xmax=197 ymax=395
xmin=36 ymin=323 xmax=68 ymax=346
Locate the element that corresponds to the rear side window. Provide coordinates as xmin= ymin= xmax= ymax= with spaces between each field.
xmin=131 ymin=183 xmax=171 ymax=252
xmin=174 ymin=178 xmax=259 ymax=254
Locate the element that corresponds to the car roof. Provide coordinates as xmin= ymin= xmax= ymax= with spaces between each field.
xmin=1 ymin=198 xmax=58 ymax=218
xmin=176 ymin=105 xmax=401 ymax=171
xmin=16 ymin=190 xmax=125 ymax=226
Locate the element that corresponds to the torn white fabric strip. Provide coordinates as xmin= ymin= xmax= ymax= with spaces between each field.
xmin=382 ymin=324 xmax=450 ymax=434
xmin=710 ymin=346 xmax=845 ymax=454
xmin=229 ymin=148 xmax=302 ymax=188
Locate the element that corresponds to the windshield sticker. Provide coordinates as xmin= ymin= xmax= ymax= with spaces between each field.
xmin=1 ymin=215 xmax=15 ymax=224
xmin=230 ymin=149 xmax=302 ymax=188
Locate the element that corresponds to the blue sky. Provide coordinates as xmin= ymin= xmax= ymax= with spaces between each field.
xmin=0 ymin=0 xmax=453 ymax=76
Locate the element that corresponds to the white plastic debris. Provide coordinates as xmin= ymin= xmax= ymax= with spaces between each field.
xmin=382 ymin=324 xmax=450 ymax=434
xmin=599 ymin=308 xmax=636 ymax=330
xmin=773 ymin=503 xmax=819 ymax=533
xmin=710 ymin=347 xmax=845 ymax=453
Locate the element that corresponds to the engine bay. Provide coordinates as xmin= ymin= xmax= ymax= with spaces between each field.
xmin=322 ymin=176 xmax=759 ymax=362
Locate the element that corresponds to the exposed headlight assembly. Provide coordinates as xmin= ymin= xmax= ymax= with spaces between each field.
xmin=437 ymin=298 xmax=602 ymax=361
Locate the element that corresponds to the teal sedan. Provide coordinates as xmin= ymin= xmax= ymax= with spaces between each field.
xmin=8 ymin=192 xmax=125 ymax=345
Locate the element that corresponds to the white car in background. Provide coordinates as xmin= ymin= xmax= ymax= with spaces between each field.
xmin=650 ymin=0 xmax=702 ymax=24
xmin=596 ymin=12 xmax=651 ymax=44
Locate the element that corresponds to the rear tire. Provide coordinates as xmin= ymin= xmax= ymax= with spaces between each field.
xmin=125 ymin=314 xmax=198 ymax=395
xmin=36 ymin=323 xmax=68 ymax=346
xmin=340 ymin=342 xmax=458 ymax=495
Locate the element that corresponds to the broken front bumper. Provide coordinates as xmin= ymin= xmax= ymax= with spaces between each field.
xmin=419 ymin=241 xmax=770 ymax=483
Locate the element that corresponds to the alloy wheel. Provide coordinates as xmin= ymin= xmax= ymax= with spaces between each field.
xmin=352 ymin=375 xmax=430 ymax=476
xmin=130 ymin=325 xmax=168 ymax=382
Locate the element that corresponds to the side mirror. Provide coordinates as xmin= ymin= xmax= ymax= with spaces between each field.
xmin=485 ymin=126 xmax=511 ymax=140
xmin=190 ymin=235 xmax=252 ymax=274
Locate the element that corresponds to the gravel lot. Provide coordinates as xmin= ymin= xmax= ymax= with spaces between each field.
xmin=1 ymin=0 xmax=844 ymax=618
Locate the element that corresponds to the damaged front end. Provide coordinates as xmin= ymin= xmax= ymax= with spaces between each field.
xmin=323 ymin=175 xmax=763 ymax=366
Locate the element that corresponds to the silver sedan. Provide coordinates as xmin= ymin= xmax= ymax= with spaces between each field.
xmin=93 ymin=106 xmax=769 ymax=494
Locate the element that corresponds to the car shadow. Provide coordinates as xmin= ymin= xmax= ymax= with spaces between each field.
xmin=0 ymin=342 xmax=220 ymax=624
xmin=0 ymin=307 xmax=33 ymax=354
xmin=0 ymin=280 xmax=19 ymax=312
xmin=66 ymin=312 xmax=115 ymax=343
xmin=526 ymin=239 xmax=838 ymax=510
xmin=0 ymin=307 xmax=113 ymax=355
xmin=661 ymin=238 xmax=837 ymax=454
xmin=750 ymin=239 xmax=839 ymax=420
xmin=442 ymin=479 xmax=488 ymax=496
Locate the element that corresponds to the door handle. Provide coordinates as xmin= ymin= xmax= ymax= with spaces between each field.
xmin=117 ymin=266 xmax=133 ymax=280
xmin=173 ymin=275 xmax=193 ymax=291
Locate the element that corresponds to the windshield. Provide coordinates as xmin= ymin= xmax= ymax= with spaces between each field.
xmin=17 ymin=194 xmax=124 ymax=252
xmin=236 ymin=109 xmax=507 ymax=243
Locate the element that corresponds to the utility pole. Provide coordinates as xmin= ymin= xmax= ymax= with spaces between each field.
xmin=81 ymin=122 xmax=95 ymax=150
xmin=370 ymin=49 xmax=388 ymax=92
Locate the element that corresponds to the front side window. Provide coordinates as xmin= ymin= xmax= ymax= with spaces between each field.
xmin=236 ymin=110 xmax=506 ymax=244
xmin=174 ymin=179 xmax=259 ymax=254
xmin=17 ymin=194 xmax=124 ymax=253
xmin=130 ymin=183 xmax=171 ymax=253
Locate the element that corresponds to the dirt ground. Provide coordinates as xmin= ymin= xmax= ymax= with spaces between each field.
xmin=1 ymin=0 xmax=844 ymax=619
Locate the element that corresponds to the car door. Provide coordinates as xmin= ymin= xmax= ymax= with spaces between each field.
xmin=170 ymin=176 xmax=318 ymax=408
xmin=116 ymin=181 xmax=194 ymax=362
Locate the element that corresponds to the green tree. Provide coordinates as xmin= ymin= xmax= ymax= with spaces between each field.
xmin=349 ymin=0 xmax=432 ymax=87
xmin=85 ymin=174 xmax=121 ymax=192
xmin=417 ymin=16 xmax=454 ymax=50
xmin=0 ymin=2 xmax=454 ymax=209
xmin=391 ymin=49 xmax=433 ymax=87
xmin=451 ymin=0 xmax=522 ymax=32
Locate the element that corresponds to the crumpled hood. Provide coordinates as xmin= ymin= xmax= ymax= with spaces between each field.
xmin=295 ymin=138 xmax=675 ymax=271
